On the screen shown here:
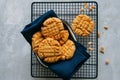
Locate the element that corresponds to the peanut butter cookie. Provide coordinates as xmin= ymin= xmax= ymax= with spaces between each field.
xmin=60 ymin=40 xmax=76 ymax=60
xmin=72 ymin=14 xmax=94 ymax=36
xmin=43 ymin=39 xmax=75 ymax=63
xmin=41 ymin=17 xmax=64 ymax=40
xmin=38 ymin=38 xmax=61 ymax=59
xmin=32 ymin=31 xmax=44 ymax=53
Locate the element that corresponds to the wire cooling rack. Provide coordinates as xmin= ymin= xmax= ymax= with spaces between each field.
xmin=31 ymin=1 xmax=98 ymax=79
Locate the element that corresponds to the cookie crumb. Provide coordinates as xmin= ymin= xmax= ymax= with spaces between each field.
xmin=98 ymin=32 xmax=100 ymax=38
xmin=88 ymin=42 xmax=93 ymax=45
xmin=88 ymin=47 xmax=94 ymax=51
xmin=80 ymin=8 xmax=84 ymax=12
xmin=104 ymin=26 xmax=108 ymax=30
xmin=100 ymin=46 xmax=104 ymax=54
xmin=105 ymin=58 xmax=109 ymax=65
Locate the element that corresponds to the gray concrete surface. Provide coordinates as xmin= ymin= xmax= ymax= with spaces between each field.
xmin=0 ymin=0 xmax=120 ymax=80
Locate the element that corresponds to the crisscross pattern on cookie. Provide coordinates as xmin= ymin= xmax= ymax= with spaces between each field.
xmin=38 ymin=38 xmax=61 ymax=59
xmin=60 ymin=40 xmax=76 ymax=60
xmin=41 ymin=17 xmax=64 ymax=40
xmin=72 ymin=14 xmax=94 ymax=36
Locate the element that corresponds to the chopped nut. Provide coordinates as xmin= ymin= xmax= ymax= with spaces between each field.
xmin=88 ymin=42 xmax=93 ymax=45
xmin=98 ymin=32 xmax=100 ymax=38
xmin=88 ymin=47 xmax=94 ymax=51
xmin=105 ymin=58 xmax=109 ymax=65
xmin=83 ymin=3 xmax=88 ymax=9
xmin=100 ymin=46 xmax=104 ymax=54
xmin=104 ymin=26 xmax=108 ymax=30
xmin=80 ymin=8 xmax=84 ymax=12
xmin=91 ymin=5 xmax=96 ymax=9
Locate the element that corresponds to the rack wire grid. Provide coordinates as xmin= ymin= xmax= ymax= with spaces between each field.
xmin=31 ymin=1 xmax=98 ymax=79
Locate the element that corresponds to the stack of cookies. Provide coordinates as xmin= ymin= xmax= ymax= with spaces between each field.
xmin=32 ymin=17 xmax=76 ymax=63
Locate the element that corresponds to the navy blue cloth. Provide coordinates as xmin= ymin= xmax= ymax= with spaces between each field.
xmin=21 ymin=10 xmax=90 ymax=80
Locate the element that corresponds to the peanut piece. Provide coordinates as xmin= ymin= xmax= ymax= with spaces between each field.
xmin=88 ymin=42 xmax=93 ymax=45
xmin=80 ymin=8 xmax=84 ymax=12
xmin=105 ymin=58 xmax=109 ymax=65
xmin=98 ymin=32 xmax=100 ymax=38
xmin=83 ymin=3 xmax=88 ymax=9
xmin=88 ymin=47 xmax=94 ymax=51
xmin=91 ymin=5 xmax=96 ymax=9
xmin=100 ymin=46 xmax=104 ymax=54
xmin=104 ymin=26 xmax=108 ymax=30
xmin=89 ymin=6 xmax=93 ymax=12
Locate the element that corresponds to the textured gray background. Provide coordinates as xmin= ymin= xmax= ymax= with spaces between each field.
xmin=0 ymin=0 xmax=120 ymax=80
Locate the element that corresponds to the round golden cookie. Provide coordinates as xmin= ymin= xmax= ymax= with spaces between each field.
xmin=32 ymin=31 xmax=44 ymax=54
xmin=59 ymin=40 xmax=76 ymax=60
xmin=38 ymin=38 xmax=61 ymax=59
xmin=41 ymin=17 xmax=64 ymax=40
xmin=72 ymin=14 xmax=94 ymax=36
